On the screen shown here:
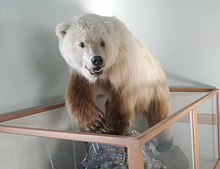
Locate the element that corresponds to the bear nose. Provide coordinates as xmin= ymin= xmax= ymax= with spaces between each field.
xmin=91 ymin=56 xmax=103 ymax=66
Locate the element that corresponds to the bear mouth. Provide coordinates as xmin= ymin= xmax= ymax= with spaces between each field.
xmin=86 ymin=66 xmax=103 ymax=76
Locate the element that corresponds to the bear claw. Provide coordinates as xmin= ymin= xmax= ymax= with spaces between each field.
xmin=89 ymin=116 xmax=109 ymax=134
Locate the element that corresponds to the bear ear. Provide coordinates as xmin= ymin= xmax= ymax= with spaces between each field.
xmin=55 ymin=23 xmax=70 ymax=40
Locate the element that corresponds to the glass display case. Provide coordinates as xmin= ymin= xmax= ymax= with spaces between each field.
xmin=0 ymin=87 xmax=219 ymax=169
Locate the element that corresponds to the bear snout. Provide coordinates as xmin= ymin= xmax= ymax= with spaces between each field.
xmin=91 ymin=56 xmax=103 ymax=66
xmin=86 ymin=55 xmax=104 ymax=76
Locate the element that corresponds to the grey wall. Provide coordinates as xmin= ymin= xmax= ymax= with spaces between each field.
xmin=0 ymin=0 xmax=84 ymax=114
xmin=1 ymin=0 xmax=219 ymax=114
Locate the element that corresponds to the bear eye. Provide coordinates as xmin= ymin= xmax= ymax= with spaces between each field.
xmin=100 ymin=40 xmax=105 ymax=47
xmin=79 ymin=42 xmax=85 ymax=48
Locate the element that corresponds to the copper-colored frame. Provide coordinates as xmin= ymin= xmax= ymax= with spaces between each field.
xmin=0 ymin=87 xmax=219 ymax=169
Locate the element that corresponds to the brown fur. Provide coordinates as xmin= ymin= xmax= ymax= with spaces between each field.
xmin=66 ymin=73 xmax=171 ymax=136
xmin=105 ymin=88 xmax=133 ymax=135
xmin=66 ymin=74 xmax=107 ymax=132
xmin=57 ymin=14 xmax=173 ymax=151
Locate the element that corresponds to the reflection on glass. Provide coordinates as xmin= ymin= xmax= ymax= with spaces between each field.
xmin=0 ymin=133 xmax=80 ymax=169
xmin=2 ymin=108 xmax=81 ymax=132
xmin=0 ymin=133 xmax=129 ymax=169
xmin=1 ymin=92 xmax=219 ymax=169
xmin=197 ymin=96 xmax=218 ymax=169
xmin=142 ymin=113 xmax=193 ymax=169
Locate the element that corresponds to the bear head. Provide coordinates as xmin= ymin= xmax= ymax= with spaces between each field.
xmin=56 ymin=14 xmax=119 ymax=83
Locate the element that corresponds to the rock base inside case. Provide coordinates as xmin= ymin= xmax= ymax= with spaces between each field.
xmin=78 ymin=131 xmax=189 ymax=169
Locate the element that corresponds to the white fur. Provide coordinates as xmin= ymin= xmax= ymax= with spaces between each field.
xmin=56 ymin=13 xmax=170 ymax=114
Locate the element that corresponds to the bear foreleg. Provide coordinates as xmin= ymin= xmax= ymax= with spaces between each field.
xmin=105 ymin=90 xmax=132 ymax=135
xmin=66 ymin=74 xmax=108 ymax=133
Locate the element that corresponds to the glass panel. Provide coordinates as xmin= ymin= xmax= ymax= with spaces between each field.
xmin=1 ymin=91 xmax=218 ymax=169
xmin=0 ymin=133 xmax=77 ymax=169
xmin=142 ymin=113 xmax=193 ymax=169
xmin=2 ymin=108 xmax=81 ymax=132
xmin=1 ymin=92 xmax=208 ymax=132
xmin=197 ymin=96 xmax=218 ymax=169
xmin=170 ymin=92 xmax=207 ymax=114
xmin=0 ymin=133 xmax=128 ymax=169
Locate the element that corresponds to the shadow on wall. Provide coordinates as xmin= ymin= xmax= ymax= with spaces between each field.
xmin=0 ymin=0 xmax=84 ymax=113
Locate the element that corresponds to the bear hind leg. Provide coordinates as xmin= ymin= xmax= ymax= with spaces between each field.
xmin=145 ymin=98 xmax=173 ymax=152
xmin=105 ymin=99 xmax=133 ymax=135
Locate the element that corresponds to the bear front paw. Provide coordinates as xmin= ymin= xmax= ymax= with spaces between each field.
xmin=88 ymin=113 xmax=109 ymax=134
